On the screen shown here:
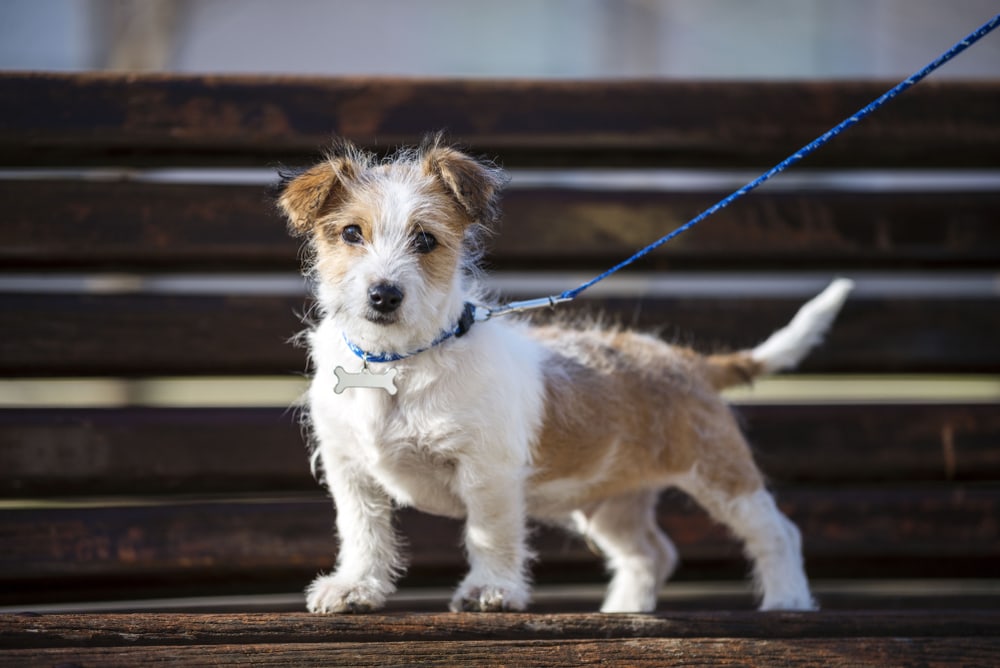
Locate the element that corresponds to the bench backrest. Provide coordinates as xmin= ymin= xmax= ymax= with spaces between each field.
xmin=2 ymin=73 xmax=998 ymax=606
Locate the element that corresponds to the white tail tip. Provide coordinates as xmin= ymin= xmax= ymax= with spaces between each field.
xmin=751 ymin=278 xmax=854 ymax=373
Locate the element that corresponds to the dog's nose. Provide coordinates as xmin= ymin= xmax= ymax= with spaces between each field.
xmin=368 ymin=282 xmax=404 ymax=313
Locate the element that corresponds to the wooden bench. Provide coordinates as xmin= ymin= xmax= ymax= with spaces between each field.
xmin=2 ymin=73 xmax=998 ymax=665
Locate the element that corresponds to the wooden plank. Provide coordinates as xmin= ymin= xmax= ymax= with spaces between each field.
xmin=743 ymin=403 xmax=1000 ymax=484
xmin=0 ymin=180 xmax=296 ymax=271
xmin=499 ymin=188 xmax=1000 ymax=271
xmin=2 ymin=74 xmax=998 ymax=167
xmin=3 ymin=610 xmax=998 ymax=647
xmin=0 ymin=408 xmax=312 ymax=497
xmin=2 ymin=404 xmax=997 ymax=497
xmin=1 ymin=293 xmax=996 ymax=376
xmin=4 ymin=637 xmax=998 ymax=667
xmin=2 ymin=486 xmax=997 ymax=603
xmin=3 ymin=180 xmax=999 ymax=271
xmin=0 ymin=293 xmax=307 ymax=377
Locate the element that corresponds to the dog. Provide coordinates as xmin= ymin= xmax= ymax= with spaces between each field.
xmin=277 ymin=135 xmax=853 ymax=614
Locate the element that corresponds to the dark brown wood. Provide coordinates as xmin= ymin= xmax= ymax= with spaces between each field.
xmin=3 ymin=636 xmax=998 ymax=667
xmin=0 ymin=180 xmax=295 ymax=272
xmin=2 ymin=292 xmax=996 ymax=376
xmin=2 ymin=486 xmax=997 ymax=604
xmin=3 ymin=180 xmax=1000 ymax=271
xmin=2 ymin=74 xmax=998 ymax=167
xmin=3 ymin=611 xmax=999 ymax=648
xmin=743 ymin=403 xmax=1000 ymax=484
xmin=0 ymin=293 xmax=308 ymax=376
xmin=0 ymin=408 xmax=312 ymax=497
xmin=499 ymin=188 xmax=1000 ymax=271
xmin=2 ymin=404 xmax=997 ymax=498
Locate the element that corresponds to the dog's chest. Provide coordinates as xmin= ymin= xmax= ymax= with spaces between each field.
xmin=311 ymin=379 xmax=467 ymax=516
xmin=370 ymin=440 xmax=464 ymax=517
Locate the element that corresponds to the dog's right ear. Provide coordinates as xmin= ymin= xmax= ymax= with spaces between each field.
xmin=277 ymin=152 xmax=357 ymax=236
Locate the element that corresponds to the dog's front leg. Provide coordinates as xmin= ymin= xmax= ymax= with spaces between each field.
xmin=307 ymin=461 xmax=404 ymax=613
xmin=449 ymin=464 xmax=532 ymax=612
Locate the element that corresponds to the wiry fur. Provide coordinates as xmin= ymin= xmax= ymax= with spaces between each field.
xmin=277 ymin=136 xmax=852 ymax=614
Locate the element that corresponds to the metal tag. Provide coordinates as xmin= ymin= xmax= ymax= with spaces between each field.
xmin=334 ymin=365 xmax=398 ymax=395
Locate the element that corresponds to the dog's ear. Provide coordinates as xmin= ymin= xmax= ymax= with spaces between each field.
xmin=421 ymin=136 xmax=508 ymax=226
xmin=277 ymin=146 xmax=359 ymax=235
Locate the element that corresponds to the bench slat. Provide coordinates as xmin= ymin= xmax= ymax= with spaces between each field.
xmin=1 ymin=293 xmax=996 ymax=376
xmin=5 ymin=610 xmax=999 ymax=647
xmin=7 ymin=636 xmax=998 ymax=667
xmin=2 ymin=404 xmax=997 ymax=497
xmin=3 ymin=74 xmax=998 ymax=167
xmin=3 ymin=180 xmax=999 ymax=271
xmin=3 ymin=486 xmax=997 ymax=604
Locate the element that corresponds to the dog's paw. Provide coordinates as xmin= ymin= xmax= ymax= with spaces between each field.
xmin=449 ymin=583 xmax=529 ymax=613
xmin=306 ymin=574 xmax=387 ymax=614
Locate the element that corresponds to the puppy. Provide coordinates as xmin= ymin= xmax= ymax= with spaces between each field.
xmin=277 ymin=135 xmax=852 ymax=614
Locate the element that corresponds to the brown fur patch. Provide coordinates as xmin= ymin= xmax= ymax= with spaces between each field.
xmin=421 ymin=136 xmax=506 ymax=226
xmin=278 ymin=157 xmax=357 ymax=235
xmin=528 ymin=326 xmax=763 ymax=511
xmin=703 ymin=351 xmax=766 ymax=390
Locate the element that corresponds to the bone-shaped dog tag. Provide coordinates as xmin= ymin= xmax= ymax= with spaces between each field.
xmin=334 ymin=365 xmax=398 ymax=395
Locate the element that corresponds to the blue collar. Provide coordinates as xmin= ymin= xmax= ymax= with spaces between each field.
xmin=342 ymin=302 xmax=477 ymax=364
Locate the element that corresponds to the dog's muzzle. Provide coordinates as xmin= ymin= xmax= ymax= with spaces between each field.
xmin=366 ymin=282 xmax=404 ymax=323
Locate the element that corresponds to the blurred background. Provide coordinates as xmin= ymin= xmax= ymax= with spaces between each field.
xmin=1 ymin=0 xmax=998 ymax=79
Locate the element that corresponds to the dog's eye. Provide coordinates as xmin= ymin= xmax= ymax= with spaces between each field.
xmin=412 ymin=231 xmax=438 ymax=254
xmin=341 ymin=225 xmax=364 ymax=245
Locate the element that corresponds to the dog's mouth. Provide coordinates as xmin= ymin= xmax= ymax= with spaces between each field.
xmin=364 ymin=310 xmax=400 ymax=326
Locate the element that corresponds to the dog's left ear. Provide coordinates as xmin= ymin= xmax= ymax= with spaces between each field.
xmin=421 ymin=137 xmax=507 ymax=226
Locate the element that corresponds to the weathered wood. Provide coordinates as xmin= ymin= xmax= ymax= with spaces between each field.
xmin=3 ymin=636 xmax=998 ymax=667
xmin=743 ymin=403 xmax=1000 ymax=483
xmin=0 ymin=180 xmax=294 ymax=271
xmin=2 ymin=74 xmax=998 ymax=167
xmin=0 ymin=408 xmax=311 ymax=497
xmin=2 ymin=404 xmax=997 ymax=497
xmin=3 ymin=179 xmax=1000 ymax=271
xmin=0 ymin=293 xmax=308 ymax=376
xmin=2 ymin=293 xmax=998 ymax=376
xmin=3 ymin=610 xmax=998 ymax=648
xmin=2 ymin=486 xmax=997 ymax=604
xmin=499 ymin=188 xmax=1000 ymax=271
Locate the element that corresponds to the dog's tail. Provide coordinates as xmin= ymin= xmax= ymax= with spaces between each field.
xmin=704 ymin=278 xmax=855 ymax=390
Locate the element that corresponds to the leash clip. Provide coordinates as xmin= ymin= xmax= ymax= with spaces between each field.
xmin=473 ymin=295 xmax=573 ymax=322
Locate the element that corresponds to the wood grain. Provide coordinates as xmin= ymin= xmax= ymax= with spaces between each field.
xmin=2 ymin=403 xmax=997 ymax=497
xmin=3 ymin=180 xmax=999 ymax=271
xmin=2 ymin=486 xmax=997 ymax=604
xmin=2 ymin=293 xmax=997 ymax=376
xmin=4 ymin=610 xmax=999 ymax=647
xmin=3 ymin=636 xmax=997 ymax=667
xmin=2 ymin=74 xmax=998 ymax=167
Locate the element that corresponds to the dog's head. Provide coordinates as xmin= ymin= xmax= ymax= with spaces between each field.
xmin=277 ymin=135 xmax=507 ymax=352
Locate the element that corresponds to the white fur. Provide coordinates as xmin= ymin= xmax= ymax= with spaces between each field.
xmin=752 ymin=278 xmax=854 ymax=372
xmin=674 ymin=472 xmax=816 ymax=611
xmin=295 ymin=151 xmax=845 ymax=614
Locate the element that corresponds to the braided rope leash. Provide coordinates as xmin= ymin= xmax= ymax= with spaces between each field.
xmin=475 ymin=12 xmax=1000 ymax=322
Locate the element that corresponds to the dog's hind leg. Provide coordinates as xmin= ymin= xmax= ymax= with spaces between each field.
xmin=576 ymin=490 xmax=678 ymax=613
xmin=675 ymin=473 xmax=816 ymax=611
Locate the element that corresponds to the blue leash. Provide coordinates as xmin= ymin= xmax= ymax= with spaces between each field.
xmin=477 ymin=12 xmax=1000 ymax=322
